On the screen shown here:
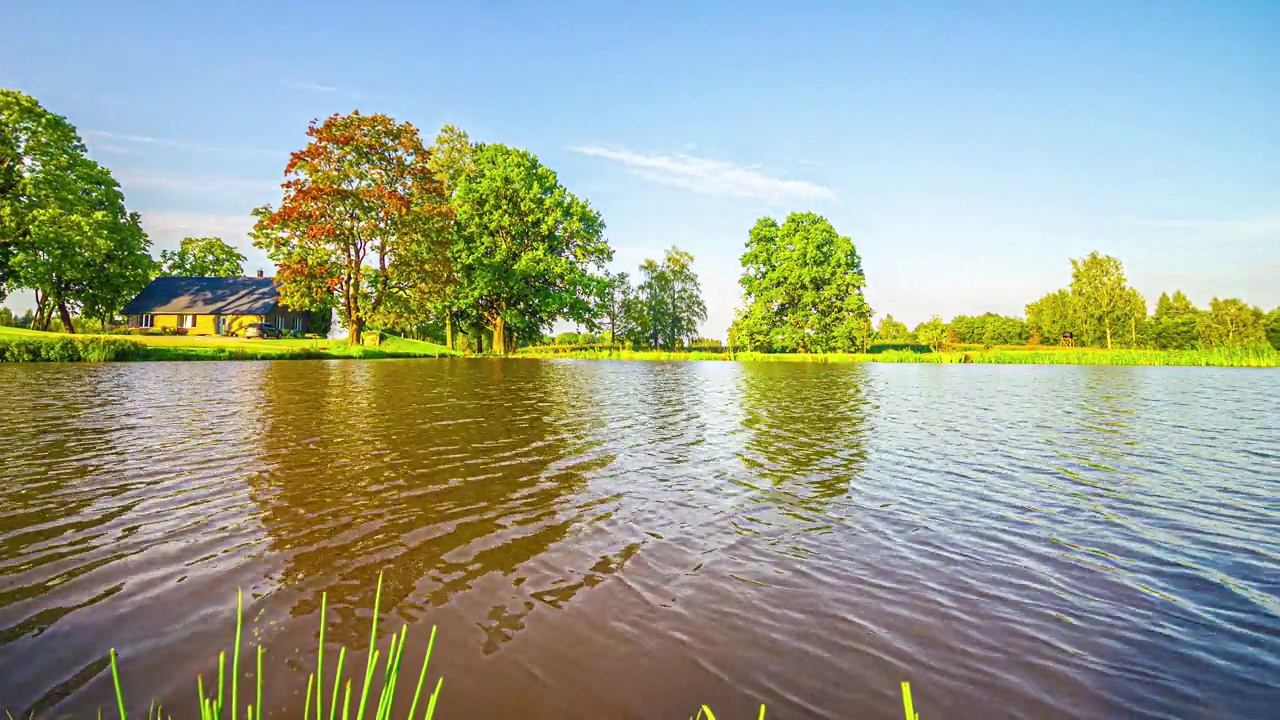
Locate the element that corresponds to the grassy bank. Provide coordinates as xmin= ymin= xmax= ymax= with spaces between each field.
xmin=516 ymin=344 xmax=1278 ymax=367
xmin=0 ymin=327 xmax=457 ymax=362
xmin=49 ymin=575 xmax=920 ymax=720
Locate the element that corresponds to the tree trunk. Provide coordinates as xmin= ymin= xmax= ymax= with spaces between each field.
xmin=491 ymin=316 xmax=506 ymax=355
xmin=445 ymin=312 xmax=454 ymax=351
xmin=348 ymin=315 xmax=363 ymax=347
xmin=1131 ymin=315 xmax=1136 ymax=347
xmin=58 ymin=301 xmax=75 ymax=333
xmin=1105 ymin=318 xmax=1112 ymax=350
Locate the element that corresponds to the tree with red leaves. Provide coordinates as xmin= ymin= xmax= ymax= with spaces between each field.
xmin=252 ymin=111 xmax=452 ymax=345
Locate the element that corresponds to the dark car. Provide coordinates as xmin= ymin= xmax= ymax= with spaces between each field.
xmin=244 ymin=322 xmax=284 ymax=339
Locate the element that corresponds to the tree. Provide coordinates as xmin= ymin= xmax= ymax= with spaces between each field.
xmin=916 ymin=315 xmax=946 ymax=351
xmin=730 ymin=213 xmax=870 ymax=353
xmin=1026 ymin=289 xmax=1075 ymax=346
xmin=1151 ymin=290 xmax=1201 ymax=350
xmin=633 ymin=247 xmax=707 ymax=350
xmin=1069 ymin=252 xmax=1138 ymax=349
xmin=599 ymin=271 xmax=634 ymax=346
xmin=426 ymin=125 xmax=477 ymax=350
xmin=876 ymin=314 xmax=909 ymax=342
xmin=159 ymin=236 xmax=246 ymax=277
xmin=450 ymin=143 xmax=611 ymax=354
xmin=1266 ymin=307 xmax=1280 ymax=351
xmin=1197 ymin=298 xmax=1266 ymax=347
xmin=252 ymin=112 xmax=453 ymax=346
xmin=1 ymin=89 xmax=153 ymax=332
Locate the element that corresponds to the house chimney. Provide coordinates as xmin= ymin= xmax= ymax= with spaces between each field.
xmin=257 ymin=269 xmax=264 ymax=278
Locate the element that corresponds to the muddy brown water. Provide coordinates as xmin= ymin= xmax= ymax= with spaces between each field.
xmin=0 ymin=360 xmax=1277 ymax=718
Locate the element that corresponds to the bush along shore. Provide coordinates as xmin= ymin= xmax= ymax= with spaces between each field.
xmin=514 ymin=343 xmax=1278 ymax=368
xmin=4 ymin=327 xmax=1273 ymax=367
xmin=17 ymin=575 xmax=930 ymax=720
xmin=0 ymin=327 xmax=456 ymax=363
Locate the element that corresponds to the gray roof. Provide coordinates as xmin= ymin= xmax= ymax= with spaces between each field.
xmin=122 ymin=276 xmax=285 ymax=315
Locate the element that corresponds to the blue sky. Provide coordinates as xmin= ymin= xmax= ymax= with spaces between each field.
xmin=3 ymin=0 xmax=1277 ymax=334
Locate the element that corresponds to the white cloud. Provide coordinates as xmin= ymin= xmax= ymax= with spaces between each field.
xmin=140 ymin=212 xmax=257 ymax=249
xmin=280 ymin=79 xmax=341 ymax=93
xmin=83 ymin=130 xmax=279 ymax=157
xmin=571 ymin=145 xmax=835 ymax=203
xmin=1119 ymin=213 xmax=1280 ymax=239
xmin=113 ymin=169 xmax=279 ymax=199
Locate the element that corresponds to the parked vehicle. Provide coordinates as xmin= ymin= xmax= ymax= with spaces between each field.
xmin=243 ymin=323 xmax=284 ymax=340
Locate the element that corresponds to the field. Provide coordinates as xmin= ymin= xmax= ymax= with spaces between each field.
xmin=0 ymin=326 xmax=457 ymax=361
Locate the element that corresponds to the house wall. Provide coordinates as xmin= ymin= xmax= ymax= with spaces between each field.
xmin=127 ymin=313 xmax=265 ymax=335
xmin=261 ymin=307 xmax=311 ymax=334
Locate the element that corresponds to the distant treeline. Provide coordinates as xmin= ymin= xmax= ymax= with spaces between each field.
xmin=875 ymin=255 xmax=1280 ymax=352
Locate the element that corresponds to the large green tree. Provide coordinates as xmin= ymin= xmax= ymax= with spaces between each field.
xmin=1197 ymin=298 xmax=1266 ymax=347
xmin=0 ymin=89 xmax=153 ymax=332
xmin=916 ymin=315 xmax=946 ymax=351
xmin=1069 ymin=252 xmax=1142 ymax=349
xmin=160 ymin=236 xmax=246 ymax=277
xmin=599 ymin=271 xmax=635 ymax=346
xmin=633 ymin=247 xmax=706 ymax=350
xmin=730 ymin=212 xmax=870 ymax=353
xmin=425 ymin=124 xmax=477 ymax=350
xmin=1266 ymin=307 xmax=1280 ymax=351
xmin=450 ymin=143 xmax=611 ymax=354
xmin=252 ymin=112 xmax=453 ymax=346
xmin=1151 ymin=290 xmax=1200 ymax=350
xmin=1026 ymin=289 xmax=1075 ymax=346
xmin=876 ymin=314 xmax=909 ymax=342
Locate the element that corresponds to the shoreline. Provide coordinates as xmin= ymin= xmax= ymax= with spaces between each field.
xmin=514 ymin=347 xmax=1279 ymax=368
xmin=2 ymin=329 xmax=1275 ymax=367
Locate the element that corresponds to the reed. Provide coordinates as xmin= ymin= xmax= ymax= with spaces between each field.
xmin=80 ymin=577 xmax=924 ymax=719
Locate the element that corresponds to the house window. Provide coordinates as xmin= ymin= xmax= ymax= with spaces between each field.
xmin=140 ymin=314 xmax=154 ymax=328
xmin=179 ymin=314 xmax=197 ymax=329
xmin=294 ymin=317 xmax=303 ymax=332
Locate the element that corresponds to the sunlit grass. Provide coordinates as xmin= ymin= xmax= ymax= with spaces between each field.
xmin=0 ymin=327 xmax=459 ymax=362
xmin=522 ymin=345 xmax=1277 ymax=367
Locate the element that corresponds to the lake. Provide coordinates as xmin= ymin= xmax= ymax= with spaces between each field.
xmin=1 ymin=360 xmax=1277 ymax=718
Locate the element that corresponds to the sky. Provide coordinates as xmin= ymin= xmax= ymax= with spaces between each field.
xmin=3 ymin=0 xmax=1277 ymax=335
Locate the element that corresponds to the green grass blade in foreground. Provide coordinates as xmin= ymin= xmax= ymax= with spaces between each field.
xmin=109 ymin=649 xmax=127 ymax=720
xmin=902 ymin=681 xmax=918 ymax=720
xmin=356 ymin=573 xmax=384 ymax=720
xmin=316 ymin=592 xmax=327 ymax=720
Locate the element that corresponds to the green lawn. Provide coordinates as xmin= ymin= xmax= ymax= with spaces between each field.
xmin=0 ymin=326 xmax=458 ymax=361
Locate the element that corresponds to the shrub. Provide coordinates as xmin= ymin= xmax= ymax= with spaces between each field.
xmin=0 ymin=336 xmax=144 ymax=362
xmin=867 ymin=343 xmax=933 ymax=354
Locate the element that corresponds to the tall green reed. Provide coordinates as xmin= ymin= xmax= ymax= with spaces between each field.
xmin=92 ymin=576 xmax=920 ymax=719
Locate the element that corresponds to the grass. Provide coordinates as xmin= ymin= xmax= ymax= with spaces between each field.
xmin=0 ymin=327 xmax=459 ymax=362
xmin=517 ymin=343 xmax=1278 ymax=368
xmin=35 ymin=574 xmax=923 ymax=719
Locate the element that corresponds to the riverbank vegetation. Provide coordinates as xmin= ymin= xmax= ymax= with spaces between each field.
xmin=0 ymin=326 xmax=455 ymax=362
xmin=3 ymin=89 xmax=1276 ymax=365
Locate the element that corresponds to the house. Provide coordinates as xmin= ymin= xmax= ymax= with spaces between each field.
xmin=121 ymin=275 xmax=311 ymax=336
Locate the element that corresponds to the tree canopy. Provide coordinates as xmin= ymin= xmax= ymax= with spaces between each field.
xmin=0 ymin=89 xmax=153 ymax=332
xmin=160 ymin=236 xmax=246 ymax=277
xmin=730 ymin=212 xmax=870 ymax=353
xmin=449 ymin=143 xmax=611 ymax=353
xmin=252 ymin=112 xmax=453 ymax=346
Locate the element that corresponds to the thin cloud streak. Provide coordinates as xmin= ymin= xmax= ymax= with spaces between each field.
xmin=112 ymin=170 xmax=279 ymax=198
xmin=572 ymin=145 xmax=835 ymax=202
xmin=1120 ymin=213 xmax=1280 ymax=238
xmin=280 ymin=79 xmax=340 ymax=93
xmin=83 ymin=130 xmax=280 ymax=157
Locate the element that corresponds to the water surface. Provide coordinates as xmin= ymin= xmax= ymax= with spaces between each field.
xmin=1 ymin=360 xmax=1277 ymax=718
